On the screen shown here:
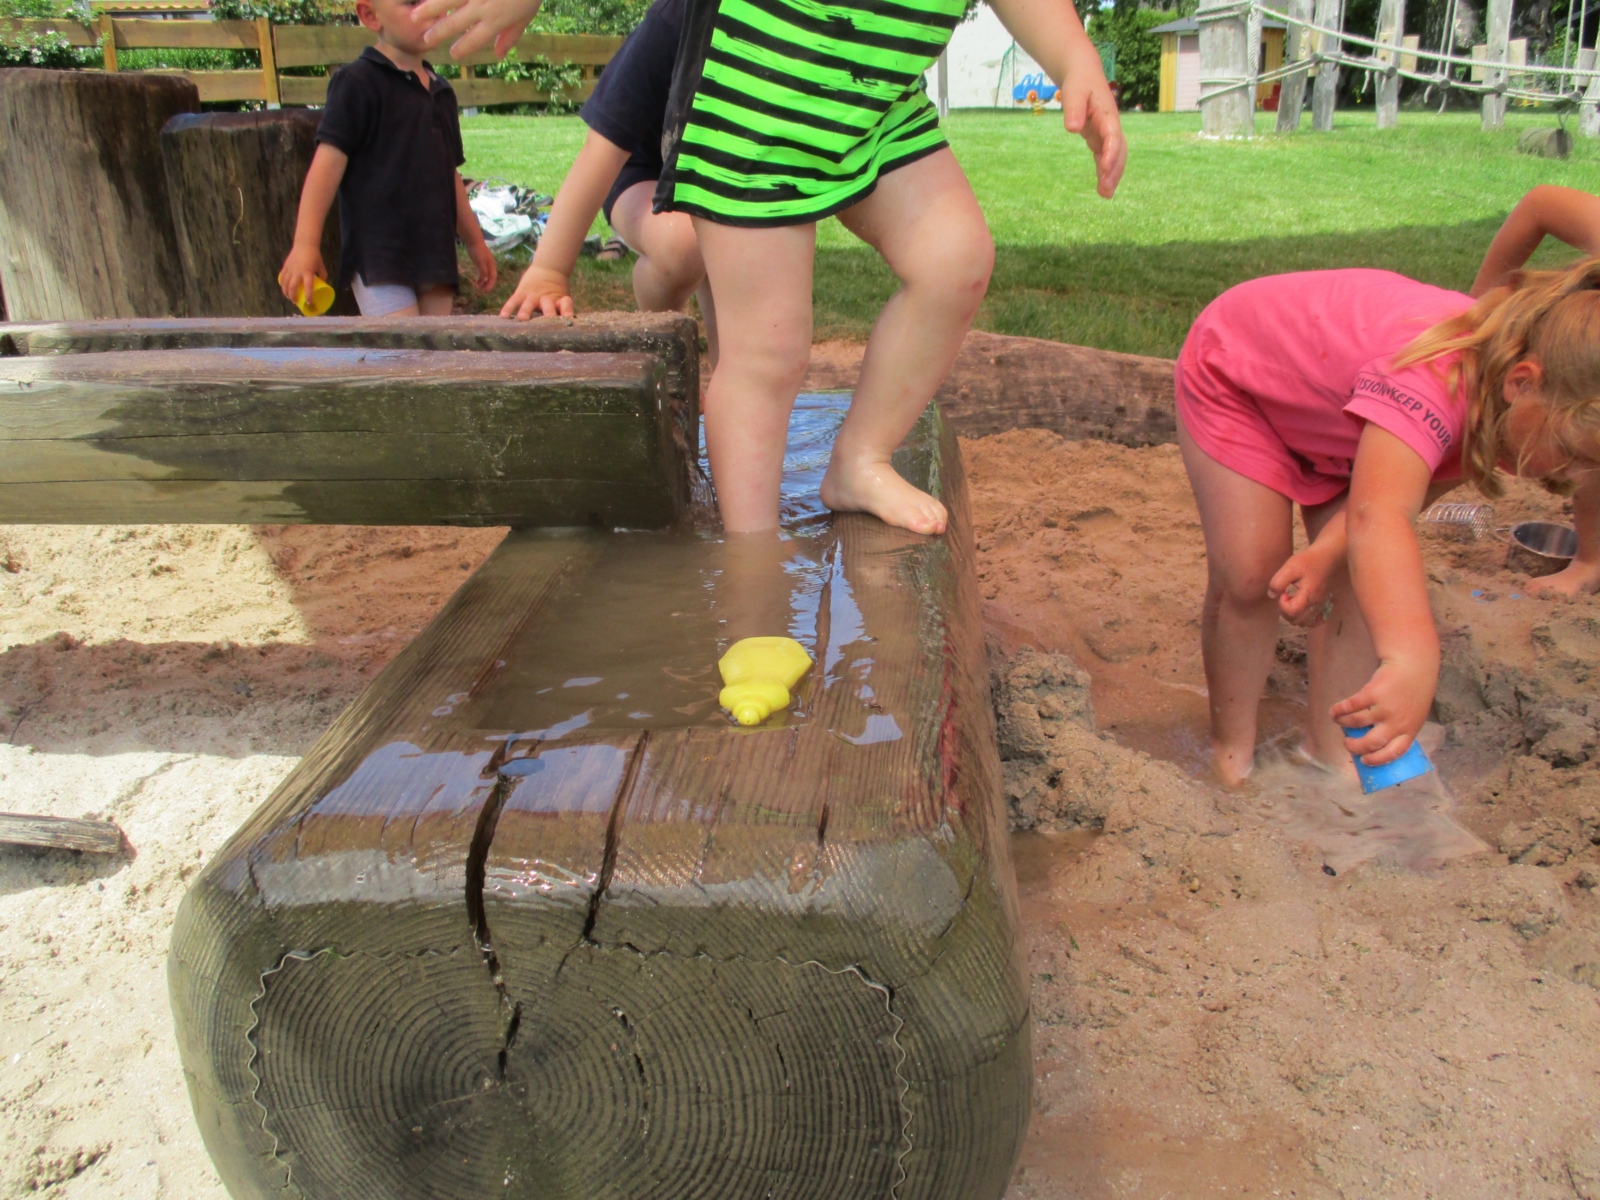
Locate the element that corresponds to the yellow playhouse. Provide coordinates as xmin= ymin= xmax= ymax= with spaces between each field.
xmin=1152 ymin=16 xmax=1286 ymax=112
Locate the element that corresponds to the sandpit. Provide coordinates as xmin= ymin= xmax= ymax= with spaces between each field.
xmin=2 ymin=431 xmax=1598 ymax=1198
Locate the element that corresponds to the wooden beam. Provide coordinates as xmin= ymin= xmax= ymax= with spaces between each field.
xmin=258 ymin=16 xmax=281 ymax=107
xmin=0 ymin=812 xmax=123 ymax=854
xmin=167 ymin=398 xmax=1029 ymax=1200
xmin=109 ymin=16 xmax=260 ymax=48
xmin=1310 ymin=0 xmax=1342 ymax=130
xmin=1374 ymin=0 xmax=1405 ymax=128
xmin=0 ymin=313 xmax=703 ymax=493
xmin=1198 ymin=0 xmax=1254 ymax=137
xmin=1482 ymin=0 xmax=1511 ymax=129
xmin=1275 ymin=0 xmax=1313 ymax=131
xmin=99 ymin=10 xmax=117 ymax=71
xmin=0 ymin=347 xmax=683 ymax=528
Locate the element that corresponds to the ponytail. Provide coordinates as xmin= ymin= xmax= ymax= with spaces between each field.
xmin=1395 ymin=257 xmax=1600 ymax=497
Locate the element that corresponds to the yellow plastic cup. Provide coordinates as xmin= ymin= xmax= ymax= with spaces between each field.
xmin=296 ymin=278 xmax=335 ymax=317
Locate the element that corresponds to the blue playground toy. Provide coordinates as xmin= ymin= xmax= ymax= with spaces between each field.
xmin=1012 ymin=72 xmax=1059 ymax=105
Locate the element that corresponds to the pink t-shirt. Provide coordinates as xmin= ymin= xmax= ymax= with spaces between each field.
xmin=1175 ymin=269 xmax=1475 ymax=505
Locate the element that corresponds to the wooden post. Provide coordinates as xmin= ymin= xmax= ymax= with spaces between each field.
xmin=1198 ymin=0 xmax=1254 ymax=136
xmin=1311 ymin=0 xmax=1343 ymax=130
xmin=167 ymin=397 xmax=1030 ymax=1200
xmin=0 ymin=347 xmax=685 ymax=528
xmin=257 ymin=16 xmax=281 ymax=108
xmin=99 ymin=10 xmax=117 ymax=72
xmin=0 ymin=71 xmax=196 ymax=321
xmin=160 ymin=110 xmax=346 ymax=318
xmin=1482 ymin=0 xmax=1510 ymax=129
xmin=1375 ymin=0 xmax=1406 ymax=128
xmin=1581 ymin=48 xmax=1599 ymax=138
xmin=1276 ymin=0 xmax=1314 ymax=130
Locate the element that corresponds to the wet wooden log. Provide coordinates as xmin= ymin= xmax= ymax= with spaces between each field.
xmin=0 ymin=312 xmax=702 ymax=489
xmin=0 ymin=70 xmax=197 ymax=321
xmin=803 ymin=329 xmax=1178 ymax=448
xmin=0 ymin=347 xmax=683 ymax=528
xmin=161 ymin=110 xmax=357 ymax=319
xmin=167 ymin=400 xmax=1029 ymax=1200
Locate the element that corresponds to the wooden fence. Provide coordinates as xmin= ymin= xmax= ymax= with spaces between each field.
xmin=0 ymin=15 xmax=622 ymax=106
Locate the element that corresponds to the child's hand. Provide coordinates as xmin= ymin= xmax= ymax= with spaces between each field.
xmin=500 ymin=264 xmax=573 ymax=319
xmin=1060 ymin=44 xmax=1125 ymax=199
xmin=469 ymin=239 xmax=498 ymax=293
xmin=1268 ymin=545 xmax=1337 ymax=626
xmin=278 ymin=244 xmax=328 ymax=310
xmin=415 ymin=0 xmax=539 ymax=60
xmin=1330 ymin=657 xmax=1437 ymax=766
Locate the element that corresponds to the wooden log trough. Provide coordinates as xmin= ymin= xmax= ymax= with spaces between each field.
xmin=0 ymin=315 xmax=701 ymax=526
xmin=0 ymin=316 xmax=1032 ymax=1200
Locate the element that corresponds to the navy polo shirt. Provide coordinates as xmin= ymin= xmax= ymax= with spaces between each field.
xmin=317 ymin=46 xmax=465 ymax=291
xmin=581 ymin=0 xmax=683 ymax=221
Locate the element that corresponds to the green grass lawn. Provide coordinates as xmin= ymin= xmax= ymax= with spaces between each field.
xmin=462 ymin=108 xmax=1598 ymax=359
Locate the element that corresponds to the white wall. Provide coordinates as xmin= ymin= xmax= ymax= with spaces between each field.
xmin=924 ymin=5 xmax=1061 ymax=109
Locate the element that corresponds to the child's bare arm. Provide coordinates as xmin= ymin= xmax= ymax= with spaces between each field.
xmin=988 ymin=0 xmax=1126 ymax=198
xmin=1471 ymin=185 xmax=1600 ymax=297
xmin=1532 ymin=466 xmax=1600 ymax=596
xmin=279 ymin=143 xmax=348 ymax=307
xmin=502 ymin=130 xmax=630 ymax=320
xmin=1331 ymin=425 xmax=1438 ymax=765
xmin=455 ymin=172 xmax=498 ymax=294
xmin=416 ymin=0 xmax=540 ymax=60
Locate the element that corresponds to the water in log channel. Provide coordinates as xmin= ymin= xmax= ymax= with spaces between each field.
xmin=169 ymin=394 xmax=1030 ymax=1200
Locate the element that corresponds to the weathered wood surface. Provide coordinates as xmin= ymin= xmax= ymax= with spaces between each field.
xmin=0 ymin=347 xmax=682 ymax=528
xmin=0 ymin=313 xmax=703 ymax=483
xmin=804 ymin=329 xmax=1177 ymax=448
xmin=161 ymin=111 xmax=356 ymax=319
xmin=1310 ymin=0 xmax=1342 ymax=131
xmin=167 ymin=398 xmax=1029 ymax=1200
xmin=1275 ymin=0 xmax=1313 ymax=131
xmin=0 ymin=812 xmax=124 ymax=854
xmin=0 ymin=70 xmax=197 ymax=321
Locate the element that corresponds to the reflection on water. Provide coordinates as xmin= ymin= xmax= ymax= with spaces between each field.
xmin=471 ymin=393 xmax=874 ymax=739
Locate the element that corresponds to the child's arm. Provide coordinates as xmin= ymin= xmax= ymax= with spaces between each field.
xmin=1471 ymin=185 xmax=1600 ymax=297
xmin=456 ymin=172 xmax=498 ymax=294
xmin=1269 ymin=513 xmax=1346 ymax=626
xmin=279 ymin=143 xmax=348 ymax=308
xmin=501 ymin=130 xmax=630 ymax=320
xmin=1329 ymin=425 xmax=1439 ymax=766
xmin=1531 ymin=465 xmax=1600 ymax=596
xmin=988 ymin=0 xmax=1126 ymax=198
xmin=415 ymin=0 xmax=540 ymax=61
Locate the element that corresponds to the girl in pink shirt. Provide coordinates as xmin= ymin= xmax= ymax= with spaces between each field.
xmin=1176 ymin=260 xmax=1600 ymax=787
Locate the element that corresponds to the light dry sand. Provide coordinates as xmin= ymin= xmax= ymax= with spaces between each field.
xmin=1 ymin=433 xmax=1597 ymax=1198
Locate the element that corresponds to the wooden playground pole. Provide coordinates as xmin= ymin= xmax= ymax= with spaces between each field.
xmin=1482 ymin=0 xmax=1511 ymax=128
xmin=1276 ymin=0 xmax=1314 ymax=130
xmin=1375 ymin=0 xmax=1406 ymax=127
xmin=1198 ymin=0 xmax=1255 ymax=137
xmin=1310 ymin=0 xmax=1343 ymax=129
xmin=1580 ymin=48 xmax=1599 ymax=137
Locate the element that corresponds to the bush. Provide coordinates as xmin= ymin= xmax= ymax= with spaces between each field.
xmin=0 ymin=0 xmax=99 ymax=68
xmin=208 ymin=0 xmax=354 ymax=23
xmin=1088 ymin=6 xmax=1174 ymax=110
xmin=524 ymin=0 xmax=649 ymax=36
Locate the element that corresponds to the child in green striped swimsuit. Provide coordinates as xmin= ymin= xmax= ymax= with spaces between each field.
xmin=420 ymin=0 xmax=1125 ymax=535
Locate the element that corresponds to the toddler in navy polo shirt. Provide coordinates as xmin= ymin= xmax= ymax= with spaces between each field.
xmin=278 ymin=0 xmax=496 ymax=316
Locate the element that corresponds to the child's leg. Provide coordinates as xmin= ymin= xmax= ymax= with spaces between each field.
xmin=1301 ymin=498 xmax=1376 ymax=776
xmin=693 ymin=218 xmax=817 ymax=533
xmin=1177 ymin=418 xmax=1296 ymax=785
xmin=417 ymin=285 xmax=455 ymax=316
xmin=609 ymin=183 xmax=718 ymax=368
xmin=828 ymin=149 xmax=994 ymax=535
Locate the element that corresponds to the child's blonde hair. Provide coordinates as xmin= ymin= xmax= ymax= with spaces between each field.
xmin=1395 ymin=256 xmax=1600 ymax=497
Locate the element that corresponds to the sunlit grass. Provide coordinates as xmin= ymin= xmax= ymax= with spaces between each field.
xmin=463 ymin=108 xmax=1596 ymax=357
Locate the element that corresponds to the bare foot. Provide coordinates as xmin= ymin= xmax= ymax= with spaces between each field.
xmin=820 ymin=455 xmax=948 ymax=535
xmin=1210 ymin=741 xmax=1256 ymax=789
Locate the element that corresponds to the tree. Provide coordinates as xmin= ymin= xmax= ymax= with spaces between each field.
xmin=1088 ymin=6 xmax=1174 ymax=110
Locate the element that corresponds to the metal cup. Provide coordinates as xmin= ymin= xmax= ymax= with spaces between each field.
xmin=1505 ymin=521 xmax=1578 ymax=578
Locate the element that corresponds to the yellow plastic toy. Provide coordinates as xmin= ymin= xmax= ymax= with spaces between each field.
xmin=718 ymin=636 xmax=813 ymax=727
xmin=295 ymin=278 xmax=336 ymax=317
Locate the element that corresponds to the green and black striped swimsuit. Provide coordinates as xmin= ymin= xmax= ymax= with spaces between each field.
xmin=654 ymin=0 xmax=965 ymax=226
